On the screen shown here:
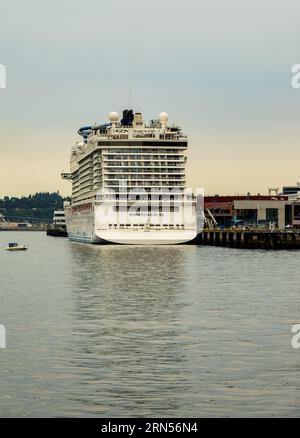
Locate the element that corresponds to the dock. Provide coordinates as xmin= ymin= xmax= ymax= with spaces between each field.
xmin=196 ymin=229 xmax=300 ymax=249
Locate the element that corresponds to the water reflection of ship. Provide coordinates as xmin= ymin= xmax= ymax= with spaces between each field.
xmin=64 ymin=243 xmax=197 ymax=415
xmin=68 ymin=244 xmax=192 ymax=315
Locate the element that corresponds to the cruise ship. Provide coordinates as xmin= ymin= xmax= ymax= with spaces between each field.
xmin=62 ymin=110 xmax=199 ymax=244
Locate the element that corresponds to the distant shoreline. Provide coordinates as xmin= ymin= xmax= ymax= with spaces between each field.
xmin=0 ymin=228 xmax=46 ymax=232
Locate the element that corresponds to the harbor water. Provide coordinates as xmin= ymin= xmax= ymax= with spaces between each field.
xmin=0 ymin=231 xmax=299 ymax=417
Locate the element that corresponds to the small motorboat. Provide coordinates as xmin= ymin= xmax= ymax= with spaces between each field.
xmin=5 ymin=243 xmax=28 ymax=251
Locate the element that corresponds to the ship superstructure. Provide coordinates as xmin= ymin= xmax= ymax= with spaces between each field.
xmin=62 ymin=110 xmax=198 ymax=244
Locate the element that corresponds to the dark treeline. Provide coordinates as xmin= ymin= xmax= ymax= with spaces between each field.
xmin=0 ymin=192 xmax=69 ymax=220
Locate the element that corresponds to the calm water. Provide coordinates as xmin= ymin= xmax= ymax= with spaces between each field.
xmin=0 ymin=231 xmax=299 ymax=417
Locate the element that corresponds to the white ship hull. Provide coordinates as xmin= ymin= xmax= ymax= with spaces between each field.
xmin=94 ymin=230 xmax=197 ymax=245
xmin=65 ymin=205 xmax=197 ymax=245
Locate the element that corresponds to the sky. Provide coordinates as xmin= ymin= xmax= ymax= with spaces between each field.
xmin=0 ymin=0 xmax=300 ymax=197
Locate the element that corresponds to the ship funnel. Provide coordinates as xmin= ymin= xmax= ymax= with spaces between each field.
xmin=121 ymin=109 xmax=134 ymax=126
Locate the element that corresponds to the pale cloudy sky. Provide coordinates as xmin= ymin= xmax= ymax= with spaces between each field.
xmin=0 ymin=0 xmax=300 ymax=197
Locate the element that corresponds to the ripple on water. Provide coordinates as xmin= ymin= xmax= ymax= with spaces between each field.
xmin=0 ymin=233 xmax=299 ymax=417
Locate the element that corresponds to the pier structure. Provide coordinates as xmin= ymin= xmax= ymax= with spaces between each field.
xmin=197 ymin=229 xmax=300 ymax=249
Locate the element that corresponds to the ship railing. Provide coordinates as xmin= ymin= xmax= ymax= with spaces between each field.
xmin=93 ymin=133 xmax=188 ymax=140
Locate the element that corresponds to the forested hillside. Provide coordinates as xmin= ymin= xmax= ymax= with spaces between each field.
xmin=0 ymin=192 xmax=69 ymax=221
